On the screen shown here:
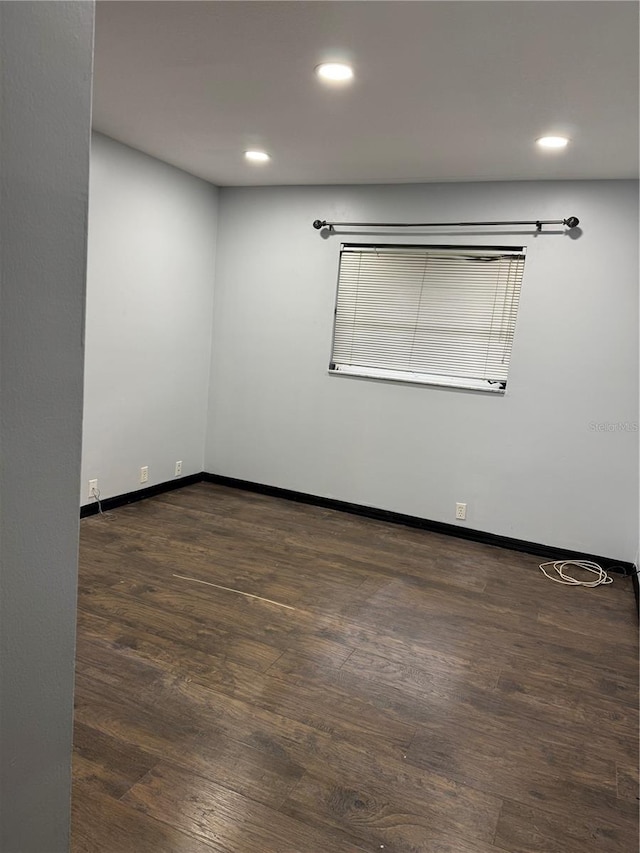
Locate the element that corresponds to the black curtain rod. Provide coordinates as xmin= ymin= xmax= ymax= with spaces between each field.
xmin=312 ymin=216 xmax=580 ymax=232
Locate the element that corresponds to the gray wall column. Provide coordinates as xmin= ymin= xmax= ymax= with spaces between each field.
xmin=0 ymin=2 xmax=95 ymax=851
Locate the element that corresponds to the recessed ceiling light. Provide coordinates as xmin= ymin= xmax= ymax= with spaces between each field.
xmin=536 ymin=136 xmax=570 ymax=149
xmin=315 ymin=62 xmax=354 ymax=83
xmin=244 ymin=150 xmax=270 ymax=162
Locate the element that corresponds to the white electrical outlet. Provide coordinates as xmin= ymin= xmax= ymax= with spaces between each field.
xmin=175 ymin=460 xmax=183 ymax=477
xmin=88 ymin=479 xmax=98 ymax=499
xmin=455 ymin=502 xmax=467 ymax=520
xmin=140 ymin=466 xmax=149 ymax=484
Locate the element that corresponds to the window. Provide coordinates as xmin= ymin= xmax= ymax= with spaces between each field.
xmin=329 ymin=243 xmax=526 ymax=393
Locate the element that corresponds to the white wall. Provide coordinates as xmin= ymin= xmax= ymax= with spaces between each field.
xmin=0 ymin=3 xmax=94 ymax=850
xmin=205 ymin=180 xmax=638 ymax=562
xmin=81 ymin=134 xmax=218 ymax=504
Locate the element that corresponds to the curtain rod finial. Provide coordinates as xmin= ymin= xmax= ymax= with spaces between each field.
xmin=313 ymin=219 xmax=326 ymax=230
xmin=564 ymin=216 xmax=579 ymax=229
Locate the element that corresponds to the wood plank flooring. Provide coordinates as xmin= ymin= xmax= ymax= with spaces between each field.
xmin=72 ymin=483 xmax=639 ymax=853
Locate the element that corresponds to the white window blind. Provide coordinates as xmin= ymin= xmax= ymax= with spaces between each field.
xmin=330 ymin=244 xmax=526 ymax=393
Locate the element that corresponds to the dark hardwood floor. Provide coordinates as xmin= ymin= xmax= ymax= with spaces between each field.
xmin=72 ymin=483 xmax=639 ymax=853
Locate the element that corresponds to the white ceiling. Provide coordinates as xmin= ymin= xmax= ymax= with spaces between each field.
xmin=93 ymin=1 xmax=639 ymax=186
